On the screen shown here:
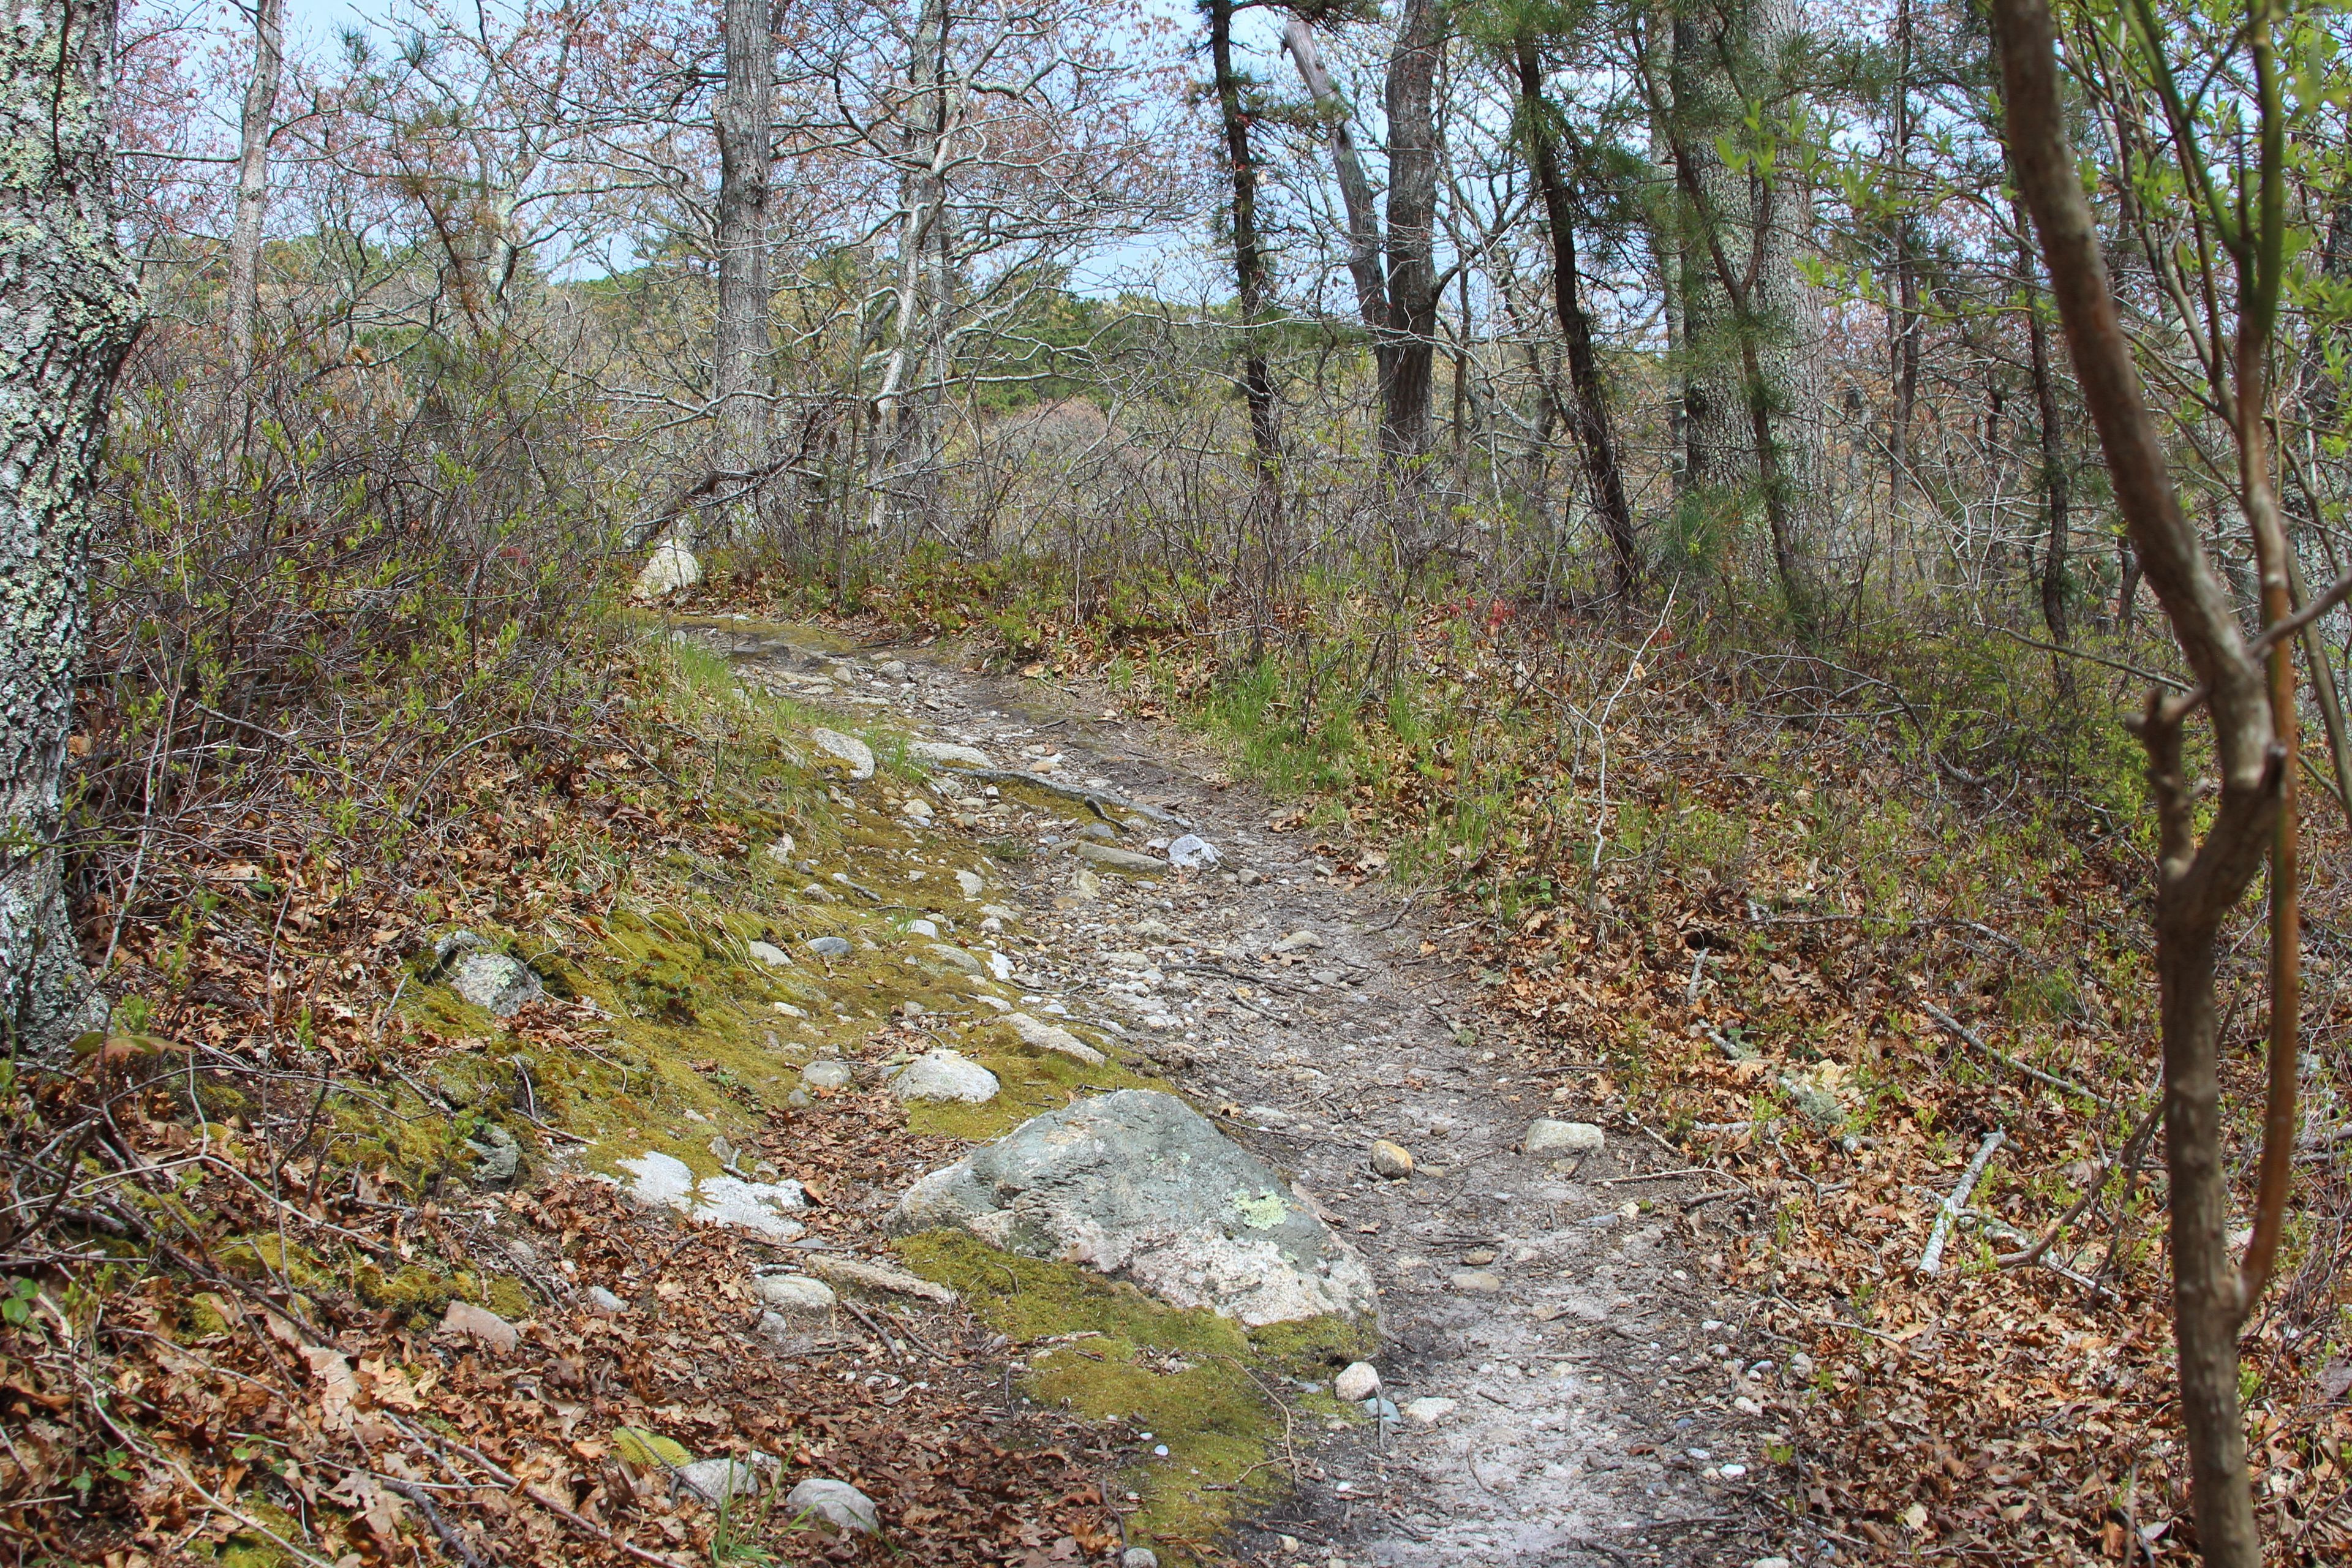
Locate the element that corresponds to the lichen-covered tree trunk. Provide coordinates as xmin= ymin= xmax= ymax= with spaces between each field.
xmin=1 ymin=0 xmax=142 ymax=1051
xmin=710 ymin=0 xmax=774 ymax=543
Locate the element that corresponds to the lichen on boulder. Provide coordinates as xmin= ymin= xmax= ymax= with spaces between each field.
xmin=888 ymin=1088 xmax=1376 ymax=1327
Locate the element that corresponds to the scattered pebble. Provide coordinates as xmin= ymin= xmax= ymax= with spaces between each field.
xmin=1334 ymin=1362 xmax=1381 ymax=1402
xmin=806 ymin=935 xmax=853 ymax=958
xmin=1402 ymin=1396 xmax=1458 ymax=1425
xmin=1369 ymin=1140 xmax=1414 ymax=1178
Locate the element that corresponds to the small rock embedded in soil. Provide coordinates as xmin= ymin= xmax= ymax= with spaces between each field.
xmin=617 ymin=1151 xmax=807 ymax=1241
xmin=746 ymin=940 xmax=792 ymax=967
xmin=889 ymin=1049 xmax=999 ymax=1103
xmin=451 ymin=952 xmax=541 ymax=1016
xmin=1121 ymin=1550 xmax=1160 ymax=1568
xmin=805 ymin=935 xmax=853 ymax=958
xmin=584 ymin=1286 xmax=626 ymax=1316
xmin=1369 ymin=1140 xmax=1414 ymax=1178
xmin=1001 ymin=1011 xmax=1104 ymax=1065
xmin=466 ymin=1123 xmax=521 ymax=1186
xmin=1525 ymin=1118 xmax=1605 ymax=1156
xmin=1074 ymin=841 xmax=1164 ymax=875
xmin=1335 ymin=1362 xmax=1381 ymax=1401
xmin=1403 ymin=1396 xmax=1458 ymax=1426
xmin=751 ymin=1274 xmax=836 ymax=1314
xmin=956 ymin=869 xmax=986 ymax=897
xmin=1166 ymin=833 xmax=1219 ymax=870
xmin=786 ymin=1477 xmax=879 ymax=1535
xmin=1270 ymin=929 xmax=1324 ymax=954
xmin=910 ymin=740 xmax=992 ymax=768
xmin=1450 ymin=1269 xmax=1504 ymax=1294
xmin=807 ymin=727 xmax=876 ymax=780
xmin=677 ymin=1458 xmax=764 ymax=1507
xmin=924 ymin=942 xmax=986 ymax=975
xmin=802 ymin=1060 xmax=854 ymax=1091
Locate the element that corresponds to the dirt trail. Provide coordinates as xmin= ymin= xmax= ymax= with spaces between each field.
xmin=712 ymin=621 xmax=1779 ymax=1567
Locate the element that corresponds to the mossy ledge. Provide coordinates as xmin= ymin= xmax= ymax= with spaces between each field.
xmin=895 ymin=1229 xmax=1376 ymax=1562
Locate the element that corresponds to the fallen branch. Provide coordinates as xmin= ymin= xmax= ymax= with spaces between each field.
xmin=1923 ymin=1002 xmax=2109 ymax=1106
xmin=2000 ymin=1097 xmax=2163 ymax=1268
xmin=1920 ymin=1129 xmax=2007 ymax=1275
xmin=383 ymin=1479 xmax=489 ymax=1568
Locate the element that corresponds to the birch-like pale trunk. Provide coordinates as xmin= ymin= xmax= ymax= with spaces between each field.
xmin=1 ymin=0 xmax=143 ymax=1051
xmin=709 ymin=0 xmax=774 ymax=545
xmin=225 ymin=0 xmax=284 ymax=375
xmin=865 ymin=0 xmax=951 ymax=544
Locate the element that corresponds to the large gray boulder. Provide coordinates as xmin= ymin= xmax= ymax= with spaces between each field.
xmin=888 ymin=1089 xmax=1376 ymax=1327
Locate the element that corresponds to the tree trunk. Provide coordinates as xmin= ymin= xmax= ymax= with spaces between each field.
xmin=1888 ymin=0 xmax=1919 ymax=524
xmin=1 ymin=0 xmax=143 ymax=1052
xmin=1994 ymin=2 xmax=2290 ymax=1562
xmin=866 ymin=0 xmax=951 ymax=545
xmin=225 ymin=0 xmax=283 ymax=377
xmin=710 ymin=0 xmax=774 ymax=544
xmin=2021 ymin=233 xmax=2070 ymax=644
xmin=1514 ymin=33 xmax=1637 ymax=602
xmin=1651 ymin=0 xmax=1827 ymax=626
xmin=1379 ymin=0 xmax=1442 ymax=463
xmin=1281 ymin=20 xmax=1387 ymax=333
xmin=1206 ymin=0 xmax=1280 ymax=505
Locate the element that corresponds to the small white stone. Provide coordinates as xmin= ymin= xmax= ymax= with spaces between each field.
xmin=956 ymin=869 xmax=986 ymax=897
xmin=807 ymin=728 xmax=876 ymax=780
xmin=1525 ymin=1119 xmax=1606 ymax=1156
xmin=889 ymin=1049 xmax=1000 ymax=1103
xmin=785 ymin=1477 xmax=878 ymax=1535
xmin=1402 ymin=1396 xmax=1457 ymax=1425
xmin=747 ymin=941 xmax=793 ymax=967
xmin=802 ymin=1060 xmax=855 ymax=1091
xmin=1334 ymin=1362 xmax=1381 ymax=1402
xmin=752 ymin=1274 xmax=837 ymax=1314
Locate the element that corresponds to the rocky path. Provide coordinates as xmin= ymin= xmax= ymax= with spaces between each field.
xmin=712 ymin=622 xmax=1780 ymax=1568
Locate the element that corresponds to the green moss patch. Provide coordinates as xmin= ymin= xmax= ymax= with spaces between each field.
xmin=895 ymin=1231 xmax=1370 ymax=1561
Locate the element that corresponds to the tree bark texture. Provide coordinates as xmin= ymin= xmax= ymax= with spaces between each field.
xmin=1379 ymin=0 xmax=1442 ymax=462
xmin=1282 ymin=20 xmax=1389 ymax=335
xmin=2020 ymin=230 xmax=2070 ymax=643
xmin=711 ymin=0 xmax=775 ymax=541
xmin=1 ymin=0 xmax=143 ymax=1051
xmin=867 ymin=0 xmax=952 ymax=544
xmin=225 ymin=0 xmax=284 ymax=375
xmin=1659 ymin=0 xmax=1828 ymax=622
xmin=1993 ymin=1 xmax=2279 ymax=1561
xmin=1514 ymin=34 xmax=1637 ymax=600
xmin=1207 ymin=0 xmax=1280 ymax=487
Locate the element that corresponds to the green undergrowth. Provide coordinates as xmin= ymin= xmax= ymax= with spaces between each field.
xmin=895 ymin=1231 xmax=1373 ymax=1562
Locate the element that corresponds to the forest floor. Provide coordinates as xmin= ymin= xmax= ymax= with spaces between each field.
xmin=704 ymin=617 xmax=1781 ymax=1567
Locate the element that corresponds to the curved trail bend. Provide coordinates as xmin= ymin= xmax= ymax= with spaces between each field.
xmin=716 ymin=622 xmax=1776 ymax=1567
